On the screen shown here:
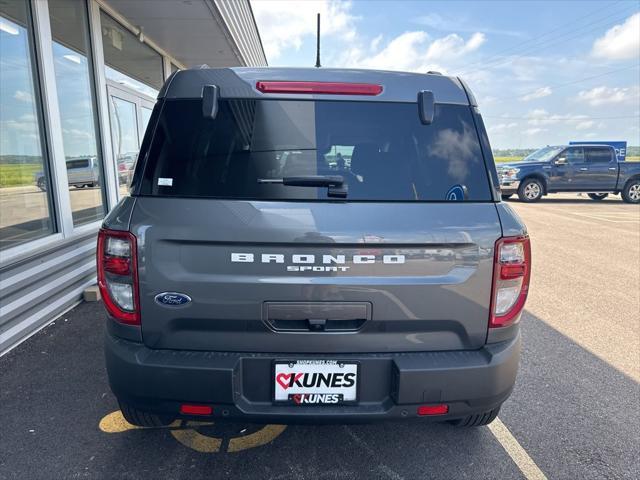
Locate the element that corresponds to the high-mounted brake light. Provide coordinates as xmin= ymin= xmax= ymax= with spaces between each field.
xmin=97 ymin=228 xmax=140 ymax=325
xmin=489 ymin=236 xmax=531 ymax=328
xmin=256 ymin=81 xmax=383 ymax=96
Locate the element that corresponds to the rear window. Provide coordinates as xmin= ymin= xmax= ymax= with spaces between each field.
xmin=139 ymin=99 xmax=492 ymax=201
xmin=67 ymin=159 xmax=90 ymax=169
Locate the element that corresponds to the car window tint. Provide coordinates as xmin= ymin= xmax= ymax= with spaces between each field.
xmin=585 ymin=147 xmax=613 ymax=163
xmin=140 ymin=99 xmax=492 ymax=201
xmin=564 ymin=147 xmax=585 ymax=164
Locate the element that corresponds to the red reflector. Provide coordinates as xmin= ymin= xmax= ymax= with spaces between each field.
xmin=256 ymin=81 xmax=383 ymax=96
xmin=500 ymin=264 xmax=526 ymax=279
xmin=417 ymin=404 xmax=449 ymax=416
xmin=104 ymin=255 xmax=130 ymax=275
xmin=180 ymin=404 xmax=212 ymax=416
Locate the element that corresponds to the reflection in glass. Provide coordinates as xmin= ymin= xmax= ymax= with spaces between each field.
xmin=48 ymin=0 xmax=105 ymax=226
xmin=140 ymin=106 xmax=153 ymax=133
xmin=110 ymin=96 xmax=139 ymax=195
xmin=101 ymin=12 xmax=164 ymax=94
xmin=0 ymin=3 xmax=54 ymax=251
xmin=105 ymin=65 xmax=159 ymax=98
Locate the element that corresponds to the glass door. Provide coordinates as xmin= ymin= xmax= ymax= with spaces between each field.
xmin=106 ymin=84 xmax=155 ymax=197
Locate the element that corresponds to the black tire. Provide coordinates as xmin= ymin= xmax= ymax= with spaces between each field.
xmin=449 ymin=406 xmax=501 ymax=427
xmin=587 ymin=193 xmax=608 ymax=201
xmin=501 ymin=194 xmax=513 ymax=200
xmin=36 ymin=178 xmax=46 ymax=191
xmin=517 ymin=178 xmax=544 ymax=202
xmin=118 ymin=401 xmax=175 ymax=427
xmin=621 ymin=178 xmax=640 ymax=204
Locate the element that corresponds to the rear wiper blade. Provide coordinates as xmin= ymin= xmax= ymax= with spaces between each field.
xmin=258 ymin=175 xmax=344 ymax=187
xmin=258 ymin=175 xmax=348 ymax=198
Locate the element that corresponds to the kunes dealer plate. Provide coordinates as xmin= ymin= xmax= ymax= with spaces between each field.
xmin=273 ymin=360 xmax=358 ymax=405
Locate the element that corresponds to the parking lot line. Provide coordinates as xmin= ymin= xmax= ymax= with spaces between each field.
xmin=488 ymin=418 xmax=548 ymax=480
xmin=567 ymin=211 xmax=640 ymax=223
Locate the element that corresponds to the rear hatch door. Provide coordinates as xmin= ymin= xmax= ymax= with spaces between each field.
xmin=132 ymin=96 xmax=500 ymax=353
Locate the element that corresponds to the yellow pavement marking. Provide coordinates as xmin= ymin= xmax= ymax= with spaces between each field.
xmin=99 ymin=410 xmax=286 ymax=453
xmin=99 ymin=410 xmax=140 ymax=433
xmin=227 ymin=424 xmax=287 ymax=452
xmin=99 ymin=410 xmax=182 ymax=433
xmin=171 ymin=424 xmax=223 ymax=453
xmin=488 ymin=417 xmax=548 ymax=480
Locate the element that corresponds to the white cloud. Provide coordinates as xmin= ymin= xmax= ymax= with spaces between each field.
xmin=592 ymin=13 xmax=640 ymax=60
xmin=13 ymin=90 xmax=32 ymax=103
xmin=526 ymin=109 xmax=589 ymax=126
xmin=519 ymin=86 xmax=552 ymax=102
xmin=333 ymin=30 xmax=484 ymax=73
xmin=369 ymin=34 xmax=383 ymax=52
xmin=576 ymin=85 xmax=640 ymax=106
xmin=575 ymin=120 xmax=595 ymax=130
xmin=488 ymin=122 xmax=518 ymax=133
xmin=425 ymin=32 xmax=485 ymax=60
xmin=414 ymin=13 xmax=525 ymax=38
xmin=250 ymin=0 xmax=357 ymax=61
xmin=523 ymin=128 xmax=547 ymax=136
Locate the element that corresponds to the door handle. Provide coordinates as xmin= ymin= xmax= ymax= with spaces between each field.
xmin=579 ymin=167 xmax=588 ymax=171
xmin=608 ymin=167 xmax=617 ymax=171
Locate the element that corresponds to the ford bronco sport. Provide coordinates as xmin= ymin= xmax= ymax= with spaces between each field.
xmin=99 ymin=68 xmax=530 ymax=427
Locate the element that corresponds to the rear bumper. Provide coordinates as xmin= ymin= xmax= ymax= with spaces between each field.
xmin=105 ymin=331 xmax=520 ymax=424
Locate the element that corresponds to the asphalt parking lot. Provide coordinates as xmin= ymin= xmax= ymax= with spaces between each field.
xmin=1 ymin=193 xmax=638 ymax=480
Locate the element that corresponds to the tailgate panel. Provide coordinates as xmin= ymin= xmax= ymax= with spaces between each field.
xmin=132 ymin=198 xmax=501 ymax=352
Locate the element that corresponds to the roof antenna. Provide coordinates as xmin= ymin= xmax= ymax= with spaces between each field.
xmin=315 ymin=13 xmax=321 ymax=68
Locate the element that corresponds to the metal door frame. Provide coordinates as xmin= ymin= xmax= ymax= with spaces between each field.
xmin=106 ymin=82 xmax=155 ymax=199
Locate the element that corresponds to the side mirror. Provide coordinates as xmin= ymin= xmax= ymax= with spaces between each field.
xmin=202 ymin=84 xmax=219 ymax=119
xmin=418 ymin=90 xmax=435 ymax=125
xmin=555 ymin=157 xmax=567 ymax=165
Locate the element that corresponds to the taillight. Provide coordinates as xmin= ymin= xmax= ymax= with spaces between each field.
xmin=255 ymin=81 xmax=383 ymax=96
xmin=489 ymin=236 xmax=531 ymax=328
xmin=97 ymin=228 xmax=140 ymax=325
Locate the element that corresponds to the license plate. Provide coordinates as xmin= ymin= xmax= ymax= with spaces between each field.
xmin=273 ymin=360 xmax=358 ymax=405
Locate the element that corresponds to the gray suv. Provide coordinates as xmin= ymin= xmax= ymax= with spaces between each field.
xmin=98 ymin=67 xmax=530 ymax=427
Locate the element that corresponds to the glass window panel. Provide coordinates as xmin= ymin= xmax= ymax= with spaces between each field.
xmin=110 ymin=96 xmax=139 ymax=195
xmin=141 ymin=100 xmax=492 ymax=201
xmin=140 ymin=106 xmax=152 ymax=133
xmin=48 ymin=0 xmax=105 ymax=226
xmin=100 ymin=12 xmax=163 ymax=94
xmin=0 ymin=2 xmax=55 ymax=251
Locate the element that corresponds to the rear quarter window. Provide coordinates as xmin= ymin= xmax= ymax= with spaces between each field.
xmin=139 ymin=99 xmax=492 ymax=202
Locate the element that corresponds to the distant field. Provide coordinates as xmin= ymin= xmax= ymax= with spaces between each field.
xmin=495 ymin=156 xmax=640 ymax=163
xmin=0 ymin=164 xmax=41 ymax=188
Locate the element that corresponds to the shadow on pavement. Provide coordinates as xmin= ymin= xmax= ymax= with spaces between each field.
xmin=0 ymin=303 xmax=637 ymax=479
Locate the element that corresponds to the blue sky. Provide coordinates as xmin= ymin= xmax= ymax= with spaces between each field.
xmin=251 ymin=0 xmax=640 ymax=149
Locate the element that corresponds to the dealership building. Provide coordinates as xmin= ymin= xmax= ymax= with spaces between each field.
xmin=0 ymin=0 xmax=267 ymax=352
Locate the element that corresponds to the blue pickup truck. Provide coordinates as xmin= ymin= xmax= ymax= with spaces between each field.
xmin=498 ymin=144 xmax=640 ymax=203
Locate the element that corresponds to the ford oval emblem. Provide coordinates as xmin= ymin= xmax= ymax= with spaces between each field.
xmin=155 ymin=292 xmax=191 ymax=306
